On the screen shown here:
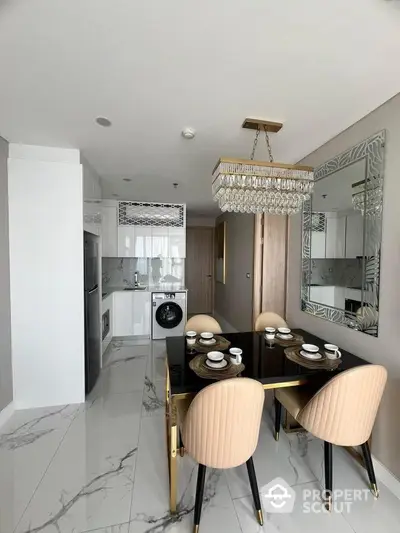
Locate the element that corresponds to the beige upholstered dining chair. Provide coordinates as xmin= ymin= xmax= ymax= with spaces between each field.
xmin=254 ymin=311 xmax=288 ymax=331
xmin=182 ymin=378 xmax=265 ymax=532
xmin=184 ymin=314 xmax=222 ymax=334
xmin=274 ymin=365 xmax=387 ymax=509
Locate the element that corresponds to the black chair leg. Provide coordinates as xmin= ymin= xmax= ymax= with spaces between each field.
xmin=193 ymin=464 xmax=206 ymax=533
xmin=178 ymin=429 xmax=185 ymax=457
xmin=246 ymin=457 xmax=264 ymax=526
xmin=361 ymin=441 xmax=379 ymax=497
xmin=324 ymin=441 xmax=333 ymax=511
xmin=274 ymin=395 xmax=282 ymax=441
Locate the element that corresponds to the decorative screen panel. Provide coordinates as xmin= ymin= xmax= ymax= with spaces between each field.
xmin=118 ymin=202 xmax=186 ymax=227
xmin=310 ymin=213 xmax=326 ymax=232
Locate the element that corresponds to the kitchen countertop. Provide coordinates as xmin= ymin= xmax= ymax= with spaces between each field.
xmin=102 ymin=285 xmax=187 ymax=299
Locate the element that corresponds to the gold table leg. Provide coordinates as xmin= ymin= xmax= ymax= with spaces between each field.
xmin=169 ymin=399 xmax=178 ymax=513
xmin=165 ymin=361 xmax=178 ymax=513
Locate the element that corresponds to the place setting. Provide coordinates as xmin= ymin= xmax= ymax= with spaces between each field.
xmin=185 ymin=330 xmax=231 ymax=353
xmin=264 ymin=326 xmax=304 ymax=347
xmin=189 ymin=347 xmax=245 ymax=380
xmin=285 ymin=342 xmax=342 ymax=370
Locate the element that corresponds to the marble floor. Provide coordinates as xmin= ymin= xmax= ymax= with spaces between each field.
xmin=1 ymin=337 xmax=400 ymax=533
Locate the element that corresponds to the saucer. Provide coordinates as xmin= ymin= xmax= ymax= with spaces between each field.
xmin=205 ymin=359 xmax=228 ymax=369
xmin=277 ymin=333 xmax=294 ymax=340
xmin=300 ymin=350 xmax=323 ymax=360
xmin=199 ymin=338 xmax=216 ymax=346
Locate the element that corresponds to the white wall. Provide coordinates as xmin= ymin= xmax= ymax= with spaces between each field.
xmin=287 ymin=93 xmax=400 ymax=479
xmin=0 ymin=137 xmax=13 ymax=415
xmin=186 ymin=215 xmax=216 ymax=227
xmin=8 ymin=144 xmax=85 ymax=409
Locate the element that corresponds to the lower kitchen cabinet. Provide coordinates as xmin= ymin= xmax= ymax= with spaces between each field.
xmin=113 ymin=290 xmax=151 ymax=337
xmin=113 ymin=291 xmax=134 ymax=336
xmin=133 ymin=291 xmax=151 ymax=336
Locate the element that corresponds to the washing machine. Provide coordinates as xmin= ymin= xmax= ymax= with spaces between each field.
xmin=152 ymin=291 xmax=187 ymax=339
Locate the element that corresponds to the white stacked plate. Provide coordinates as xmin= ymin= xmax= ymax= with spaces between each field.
xmin=300 ymin=344 xmax=323 ymax=360
xmin=199 ymin=338 xmax=217 ymax=346
xmin=205 ymin=351 xmax=227 ymax=369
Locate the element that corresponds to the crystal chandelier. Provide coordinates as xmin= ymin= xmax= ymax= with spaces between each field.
xmin=352 ymin=177 xmax=382 ymax=217
xmin=212 ymin=118 xmax=314 ymax=215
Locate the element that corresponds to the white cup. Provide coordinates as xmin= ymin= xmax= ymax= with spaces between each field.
xmin=324 ymin=344 xmax=342 ymax=359
xmin=264 ymin=327 xmax=276 ymax=342
xmin=229 ymin=347 xmax=243 ymax=365
xmin=186 ymin=331 xmax=197 ymax=346
xmin=278 ymin=327 xmax=291 ymax=335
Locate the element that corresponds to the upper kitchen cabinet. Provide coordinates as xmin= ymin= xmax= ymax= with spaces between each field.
xmin=345 ymin=212 xmax=364 ymax=258
xmin=135 ymin=226 xmax=152 ymax=257
xmin=151 ymin=226 xmax=169 ymax=258
xmin=118 ymin=226 xmax=136 ymax=257
xmin=168 ymin=227 xmax=186 ymax=258
xmin=117 ymin=201 xmax=186 ymax=258
xmin=102 ymin=200 xmax=118 ymax=257
xmin=82 ymin=160 xmax=102 ymax=236
xmin=325 ymin=213 xmax=346 ymax=258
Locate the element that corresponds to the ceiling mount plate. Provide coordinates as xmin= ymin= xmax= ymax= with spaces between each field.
xmin=242 ymin=118 xmax=283 ymax=133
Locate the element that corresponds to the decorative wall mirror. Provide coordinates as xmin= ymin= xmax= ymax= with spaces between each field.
xmin=301 ymin=130 xmax=386 ymax=337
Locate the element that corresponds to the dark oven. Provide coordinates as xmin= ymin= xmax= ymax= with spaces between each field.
xmin=345 ymin=298 xmax=360 ymax=315
xmin=102 ymin=309 xmax=110 ymax=340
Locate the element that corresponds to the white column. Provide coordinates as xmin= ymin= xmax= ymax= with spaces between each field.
xmin=8 ymin=144 xmax=85 ymax=409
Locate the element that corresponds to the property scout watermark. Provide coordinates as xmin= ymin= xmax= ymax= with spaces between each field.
xmin=261 ymin=477 xmax=372 ymax=514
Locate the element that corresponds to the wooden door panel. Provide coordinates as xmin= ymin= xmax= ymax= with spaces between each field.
xmin=186 ymin=227 xmax=214 ymax=314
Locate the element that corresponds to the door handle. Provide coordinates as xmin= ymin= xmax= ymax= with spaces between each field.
xmin=206 ymin=275 xmax=212 ymax=278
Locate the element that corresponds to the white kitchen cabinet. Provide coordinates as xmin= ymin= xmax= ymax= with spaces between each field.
xmin=168 ymin=227 xmax=186 ymax=258
xmin=102 ymin=205 xmax=118 ymax=257
xmin=134 ymin=226 xmax=152 ymax=257
xmin=83 ymin=163 xmax=102 ymax=236
xmin=118 ymin=226 xmax=136 ymax=257
xmin=133 ymin=291 xmax=151 ymax=336
xmin=112 ymin=290 xmax=151 ymax=337
xmin=113 ymin=291 xmax=134 ymax=336
xmin=311 ymin=231 xmax=326 ymax=258
xmin=345 ymin=213 xmax=364 ymax=258
xmin=151 ymin=227 xmax=169 ymax=257
xmin=310 ymin=286 xmax=345 ymax=309
xmin=325 ymin=214 xmax=346 ymax=258
xmin=310 ymin=285 xmax=335 ymax=306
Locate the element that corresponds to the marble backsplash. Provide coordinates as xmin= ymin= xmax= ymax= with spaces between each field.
xmin=310 ymin=258 xmax=362 ymax=288
xmin=102 ymin=257 xmax=185 ymax=288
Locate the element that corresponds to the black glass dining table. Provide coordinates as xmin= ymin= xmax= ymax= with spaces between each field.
xmin=165 ymin=329 xmax=368 ymax=512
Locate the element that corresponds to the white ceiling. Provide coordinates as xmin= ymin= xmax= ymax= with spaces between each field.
xmin=1 ymin=0 xmax=400 ymax=215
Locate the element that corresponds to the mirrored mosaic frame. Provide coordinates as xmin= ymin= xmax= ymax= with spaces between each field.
xmin=301 ymin=130 xmax=386 ymax=337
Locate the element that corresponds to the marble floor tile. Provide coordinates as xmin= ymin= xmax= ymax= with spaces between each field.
xmin=94 ymin=355 xmax=147 ymax=396
xmin=3 ymin=336 xmax=400 ymax=533
xmin=233 ymin=483 xmax=356 ymax=533
xmin=141 ymin=377 xmax=165 ymax=417
xmin=295 ymin=435 xmax=400 ymax=532
xmin=225 ymin=414 xmax=317 ymax=500
xmin=82 ymin=523 xmax=130 ymax=533
xmin=0 ymin=405 xmax=80 ymax=533
xmin=16 ymin=392 xmax=143 ymax=533
xmin=129 ymin=416 xmax=241 ymax=533
xmin=145 ymin=341 xmax=167 ymax=383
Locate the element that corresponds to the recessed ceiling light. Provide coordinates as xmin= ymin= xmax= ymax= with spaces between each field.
xmin=123 ymin=178 xmax=132 ymax=182
xmin=112 ymin=193 xmax=119 ymax=197
xmin=96 ymin=116 xmax=112 ymax=127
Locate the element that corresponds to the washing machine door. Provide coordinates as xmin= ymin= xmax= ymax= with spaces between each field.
xmin=155 ymin=301 xmax=184 ymax=329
